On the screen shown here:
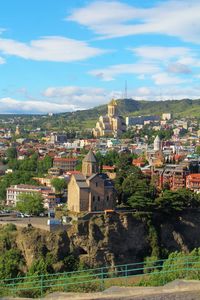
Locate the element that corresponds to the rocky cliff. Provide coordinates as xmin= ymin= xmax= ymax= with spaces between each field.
xmin=3 ymin=211 xmax=200 ymax=272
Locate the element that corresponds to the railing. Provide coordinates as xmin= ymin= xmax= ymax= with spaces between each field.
xmin=1 ymin=255 xmax=200 ymax=297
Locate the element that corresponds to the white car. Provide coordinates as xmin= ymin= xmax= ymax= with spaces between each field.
xmin=24 ymin=213 xmax=31 ymax=218
xmin=17 ymin=213 xmax=25 ymax=218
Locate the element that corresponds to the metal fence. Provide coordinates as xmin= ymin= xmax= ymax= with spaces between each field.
xmin=1 ymin=255 xmax=200 ymax=297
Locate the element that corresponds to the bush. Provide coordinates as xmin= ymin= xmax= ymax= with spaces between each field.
xmin=4 ymin=223 xmax=17 ymax=231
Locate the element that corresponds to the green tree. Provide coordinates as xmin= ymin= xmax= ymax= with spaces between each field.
xmin=0 ymin=249 xmax=24 ymax=280
xmin=6 ymin=147 xmax=17 ymax=160
xmin=195 ymin=145 xmax=200 ymax=155
xmin=51 ymin=178 xmax=66 ymax=193
xmin=155 ymin=189 xmax=200 ymax=213
xmin=37 ymin=155 xmax=53 ymax=175
xmin=16 ymin=192 xmax=44 ymax=215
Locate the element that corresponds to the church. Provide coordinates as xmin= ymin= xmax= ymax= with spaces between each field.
xmin=92 ymin=99 xmax=126 ymax=137
xmin=67 ymin=150 xmax=116 ymax=213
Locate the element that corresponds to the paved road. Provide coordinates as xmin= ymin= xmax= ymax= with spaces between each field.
xmin=0 ymin=216 xmax=49 ymax=230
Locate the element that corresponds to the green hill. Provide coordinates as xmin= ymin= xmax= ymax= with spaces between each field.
xmin=56 ymin=98 xmax=200 ymax=129
xmin=19 ymin=98 xmax=199 ymax=131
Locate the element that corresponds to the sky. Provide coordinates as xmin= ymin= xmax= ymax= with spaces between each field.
xmin=0 ymin=0 xmax=200 ymax=113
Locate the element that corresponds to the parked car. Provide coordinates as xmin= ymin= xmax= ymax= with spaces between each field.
xmin=24 ymin=213 xmax=31 ymax=218
xmin=17 ymin=213 xmax=25 ymax=218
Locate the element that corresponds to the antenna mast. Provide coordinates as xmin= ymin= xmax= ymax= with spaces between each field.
xmin=124 ymin=80 xmax=127 ymax=99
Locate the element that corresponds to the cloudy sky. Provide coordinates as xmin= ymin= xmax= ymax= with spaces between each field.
xmin=0 ymin=0 xmax=200 ymax=113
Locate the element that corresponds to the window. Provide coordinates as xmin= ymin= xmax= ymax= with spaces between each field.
xmin=107 ymin=196 xmax=109 ymax=201
xmin=96 ymin=182 xmax=98 ymax=187
xmin=93 ymin=195 xmax=95 ymax=202
xmin=98 ymin=196 xmax=100 ymax=201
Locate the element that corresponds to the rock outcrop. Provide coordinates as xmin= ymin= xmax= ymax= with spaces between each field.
xmin=3 ymin=211 xmax=200 ymax=271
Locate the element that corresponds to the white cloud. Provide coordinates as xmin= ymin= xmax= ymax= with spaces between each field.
xmin=68 ymin=0 xmax=200 ymax=43
xmin=167 ymin=63 xmax=191 ymax=74
xmin=130 ymin=86 xmax=200 ymax=101
xmin=43 ymin=86 xmax=108 ymax=106
xmin=89 ymin=63 xmax=160 ymax=81
xmin=130 ymin=46 xmax=191 ymax=61
xmin=152 ymin=73 xmax=186 ymax=85
xmin=2 ymin=83 xmax=200 ymax=114
xmin=0 ymin=56 xmax=5 ymax=64
xmin=0 ymin=97 xmax=77 ymax=114
xmin=0 ymin=86 xmax=123 ymax=113
xmin=0 ymin=36 xmax=105 ymax=62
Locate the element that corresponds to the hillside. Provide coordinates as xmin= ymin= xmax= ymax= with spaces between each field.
xmin=48 ymin=98 xmax=200 ymax=130
xmin=2 ymin=98 xmax=199 ymax=131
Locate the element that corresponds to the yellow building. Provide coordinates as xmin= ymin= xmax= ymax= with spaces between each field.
xmin=93 ymin=99 xmax=126 ymax=137
xmin=15 ymin=125 xmax=20 ymax=136
xmin=67 ymin=150 xmax=116 ymax=213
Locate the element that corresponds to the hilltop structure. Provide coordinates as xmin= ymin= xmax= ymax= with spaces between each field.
xmin=92 ymin=99 xmax=126 ymax=137
xmin=67 ymin=150 xmax=116 ymax=212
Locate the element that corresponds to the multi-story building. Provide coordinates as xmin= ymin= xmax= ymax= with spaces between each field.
xmin=162 ymin=113 xmax=171 ymax=121
xmin=53 ymin=157 xmax=78 ymax=172
xmin=152 ymin=164 xmax=189 ymax=191
xmin=6 ymin=184 xmax=57 ymax=209
xmin=50 ymin=133 xmax=68 ymax=144
xmin=186 ymin=174 xmax=200 ymax=192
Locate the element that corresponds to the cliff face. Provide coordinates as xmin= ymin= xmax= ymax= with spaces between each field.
xmin=67 ymin=211 xmax=200 ymax=267
xmin=5 ymin=211 xmax=200 ymax=271
xmin=68 ymin=214 xmax=150 ymax=267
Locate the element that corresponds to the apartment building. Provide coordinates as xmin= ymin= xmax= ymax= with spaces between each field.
xmin=186 ymin=174 xmax=200 ymax=192
xmin=53 ymin=157 xmax=78 ymax=172
xmin=6 ymin=184 xmax=57 ymax=209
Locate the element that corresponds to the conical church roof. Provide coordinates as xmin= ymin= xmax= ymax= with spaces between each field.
xmin=154 ymin=135 xmax=161 ymax=142
xmin=82 ymin=149 xmax=97 ymax=163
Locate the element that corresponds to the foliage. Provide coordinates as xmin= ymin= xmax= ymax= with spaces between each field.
xmin=3 ymin=223 xmax=17 ymax=232
xmin=0 ymin=154 xmax=52 ymax=201
xmin=155 ymin=188 xmax=200 ymax=213
xmin=195 ymin=145 xmax=200 ymax=155
xmin=51 ymin=178 xmax=66 ymax=193
xmin=0 ymin=249 xmax=24 ymax=280
xmin=139 ymin=248 xmax=200 ymax=286
xmin=0 ymin=171 xmax=38 ymax=201
xmin=6 ymin=147 xmax=17 ymax=160
xmin=37 ymin=155 xmax=53 ymax=176
xmin=16 ymin=192 xmax=44 ymax=215
xmin=143 ymin=256 xmax=159 ymax=274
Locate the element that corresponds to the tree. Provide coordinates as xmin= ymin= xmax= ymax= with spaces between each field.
xmin=16 ymin=192 xmax=44 ymax=215
xmin=195 ymin=145 xmax=200 ymax=155
xmin=37 ymin=155 xmax=53 ymax=175
xmin=155 ymin=188 xmax=200 ymax=213
xmin=51 ymin=178 xmax=66 ymax=193
xmin=6 ymin=147 xmax=17 ymax=160
xmin=0 ymin=249 xmax=23 ymax=280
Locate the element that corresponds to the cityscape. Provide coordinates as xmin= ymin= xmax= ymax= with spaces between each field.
xmin=1 ymin=0 xmax=200 ymax=299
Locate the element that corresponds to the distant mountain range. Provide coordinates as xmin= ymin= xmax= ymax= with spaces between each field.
xmin=57 ymin=98 xmax=200 ymax=129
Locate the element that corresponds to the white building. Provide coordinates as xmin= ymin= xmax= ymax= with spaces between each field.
xmin=162 ymin=113 xmax=171 ymax=121
xmin=6 ymin=184 xmax=57 ymax=209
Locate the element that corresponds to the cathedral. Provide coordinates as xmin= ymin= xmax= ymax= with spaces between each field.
xmin=92 ymin=99 xmax=126 ymax=137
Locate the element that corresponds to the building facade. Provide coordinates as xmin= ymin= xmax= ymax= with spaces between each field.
xmin=6 ymin=184 xmax=57 ymax=209
xmin=67 ymin=150 xmax=116 ymax=212
xmin=53 ymin=157 xmax=78 ymax=172
xmin=186 ymin=174 xmax=200 ymax=192
xmin=93 ymin=99 xmax=126 ymax=137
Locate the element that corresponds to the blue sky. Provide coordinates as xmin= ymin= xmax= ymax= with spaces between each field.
xmin=0 ymin=0 xmax=200 ymax=113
